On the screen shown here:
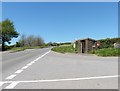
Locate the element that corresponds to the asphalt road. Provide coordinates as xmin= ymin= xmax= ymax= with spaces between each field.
xmin=0 ymin=48 xmax=118 ymax=89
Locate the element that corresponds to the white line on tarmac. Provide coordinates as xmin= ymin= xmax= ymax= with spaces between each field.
xmin=15 ymin=70 xmax=23 ymax=74
xmin=27 ymin=63 xmax=33 ymax=66
xmin=5 ymin=50 xmax=51 ymax=80
xmin=30 ymin=61 xmax=35 ymax=64
xmin=21 ymin=66 xmax=29 ymax=69
xmin=26 ymin=50 xmax=51 ymax=66
xmin=1 ymin=75 xmax=119 ymax=89
xmin=5 ymin=82 xmax=19 ymax=89
xmin=4 ymin=75 xmax=120 ymax=83
xmin=34 ymin=51 xmax=51 ymax=61
xmin=0 ymin=82 xmax=7 ymax=87
xmin=5 ymin=75 xmax=16 ymax=80
xmin=16 ymin=75 xmax=119 ymax=83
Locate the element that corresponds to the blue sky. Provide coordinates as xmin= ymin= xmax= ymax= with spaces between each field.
xmin=2 ymin=2 xmax=118 ymax=44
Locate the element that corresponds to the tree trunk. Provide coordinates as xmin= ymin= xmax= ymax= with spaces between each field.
xmin=2 ymin=38 xmax=5 ymax=51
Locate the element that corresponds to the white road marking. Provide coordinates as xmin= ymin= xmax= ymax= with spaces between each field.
xmin=16 ymin=75 xmax=119 ymax=83
xmin=27 ymin=63 xmax=33 ymax=66
xmin=30 ymin=61 xmax=35 ymax=64
xmin=26 ymin=50 xmax=51 ymax=66
xmin=21 ymin=66 xmax=29 ymax=69
xmin=4 ymin=75 xmax=119 ymax=83
xmin=5 ymin=50 xmax=51 ymax=81
xmin=15 ymin=70 xmax=23 ymax=74
xmin=5 ymin=82 xmax=19 ymax=89
xmin=35 ymin=51 xmax=50 ymax=61
xmin=1 ymin=75 xmax=119 ymax=89
xmin=0 ymin=81 xmax=7 ymax=87
xmin=6 ymin=75 xmax=16 ymax=80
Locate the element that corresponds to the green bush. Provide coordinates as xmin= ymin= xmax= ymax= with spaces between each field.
xmin=89 ymin=49 xmax=96 ymax=54
xmin=4 ymin=45 xmax=14 ymax=50
xmin=98 ymin=38 xmax=120 ymax=49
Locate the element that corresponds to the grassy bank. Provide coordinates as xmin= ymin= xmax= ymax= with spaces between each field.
xmin=90 ymin=48 xmax=120 ymax=57
xmin=10 ymin=47 xmax=28 ymax=52
xmin=51 ymin=45 xmax=75 ymax=53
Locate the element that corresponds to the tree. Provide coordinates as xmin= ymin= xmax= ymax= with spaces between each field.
xmin=1 ymin=19 xmax=19 ymax=51
xmin=34 ymin=36 xmax=44 ymax=46
xmin=27 ymin=35 xmax=35 ymax=47
xmin=15 ymin=42 xmax=21 ymax=47
xmin=47 ymin=42 xmax=53 ymax=46
xmin=19 ymin=34 xmax=27 ymax=47
xmin=19 ymin=34 xmax=44 ymax=47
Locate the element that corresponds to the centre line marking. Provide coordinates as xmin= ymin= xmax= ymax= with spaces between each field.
xmin=27 ymin=63 xmax=33 ymax=66
xmin=30 ymin=61 xmax=35 ymax=64
xmin=5 ymin=82 xmax=19 ymax=89
xmin=0 ymin=82 xmax=7 ymax=87
xmin=26 ymin=50 xmax=51 ymax=67
xmin=15 ymin=70 xmax=23 ymax=74
xmin=21 ymin=66 xmax=29 ymax=69
xmin=5 ymin=50 xmax=51 ymax=80
xmin=6 ymin=75 xmax=16 ymax=80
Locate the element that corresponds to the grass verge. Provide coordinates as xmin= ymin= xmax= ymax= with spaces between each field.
xmin=89 ymin=48 xmax=120 ymax=57
xmin=10 ymin=47 xmax=32 ymax=52
xmin=51 ymin=45 xmax=75 ymax=53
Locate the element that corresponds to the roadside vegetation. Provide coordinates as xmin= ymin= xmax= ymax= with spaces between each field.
xmin=5 ymin=41 xmax=50 ymax=52
xmin=51 ymin=45 xmax=75 ymax=53
xmin=98 ymin=38 xmax=120 ymax=49
xmin=2 ymin=32 xmax=47 ymax=52
xmin=90 ymin=38 xmax=120 ymax=57
xmin=18 ymin=34 xmax=44 ymax=47
xmin=89 ymin=38 xmax=120 ymax=56
xmin=89 ymin=48 xmax=120 ymax=57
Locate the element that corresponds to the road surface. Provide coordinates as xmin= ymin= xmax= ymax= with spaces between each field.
xmin=0 ymin=48 xmax=118 ymax=89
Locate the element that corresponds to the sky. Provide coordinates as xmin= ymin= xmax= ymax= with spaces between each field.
xmin=2 ymin=0 xmax=120 ymax=2
xmin=2 ymin=2 xmax=118 ymax=44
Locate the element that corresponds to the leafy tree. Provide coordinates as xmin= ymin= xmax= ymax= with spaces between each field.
xmin=98 ymin=38 xmax=120 ymax=49
xmin=19 ymin=34 xmax=27 ymax=47
xmin=47 ymin=42 xmax=53 ymax=46
xmin=34 ymin=36 xmax=44 ymax=46
xmin=1 ymin=19 xmax=19 ymax=51
xmin=19 ymin=34 xmax=44 ymax=47
xmin=27 ymin=35 xmax=35 ymax=47
xmin=15 ymin=42 xmax=21 ymax=47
